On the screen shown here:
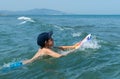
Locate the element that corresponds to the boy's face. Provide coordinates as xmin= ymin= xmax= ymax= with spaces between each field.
xmin=47 ymin=38 xmax=54 ymax=47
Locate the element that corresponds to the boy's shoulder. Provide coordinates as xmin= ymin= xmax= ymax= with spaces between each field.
xmin=39 ymin=48 xmax=52 ymax=53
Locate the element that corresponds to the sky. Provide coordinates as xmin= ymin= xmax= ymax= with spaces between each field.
xmin=0 ymin=0 xmax=120 ymax=14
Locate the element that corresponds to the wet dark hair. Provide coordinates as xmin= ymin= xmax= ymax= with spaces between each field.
xmin=37 ymin=31 xmax=53 ymax=48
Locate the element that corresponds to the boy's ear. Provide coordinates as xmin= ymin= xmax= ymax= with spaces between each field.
xmin=45 ymin=41 xmax=47 ymax=44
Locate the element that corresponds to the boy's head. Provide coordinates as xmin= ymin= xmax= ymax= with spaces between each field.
xmin=37 ymin=31 xmax=53 ymax=48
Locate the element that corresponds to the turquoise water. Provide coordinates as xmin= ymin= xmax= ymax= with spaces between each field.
xmin=0 ymin=15 xmax=120 ymax=79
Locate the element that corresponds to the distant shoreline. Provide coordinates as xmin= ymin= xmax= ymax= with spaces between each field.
xmin=0 ymin=8 xmax=120 ymax=16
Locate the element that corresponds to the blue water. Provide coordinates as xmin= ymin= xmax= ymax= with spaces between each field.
xmin=0 ymin=15 xmax=120 ymax=79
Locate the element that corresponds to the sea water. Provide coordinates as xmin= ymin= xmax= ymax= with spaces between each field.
xmin=0 ymin=15 xmax=120 ymax=79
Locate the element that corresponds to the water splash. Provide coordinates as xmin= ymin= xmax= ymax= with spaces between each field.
xmin=0 ymin=61 xmax=23 ymax=72
xmin=61 ymin=35 xmax=101 ymax=55
xmin=80 ymin=36 xmax=101 ymax=50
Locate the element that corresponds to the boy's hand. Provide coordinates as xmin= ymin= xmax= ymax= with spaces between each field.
xmin=58 ymin=46 xmax=66 ymax=50
xmin=73 ymin=42 xmax=81 ymax=49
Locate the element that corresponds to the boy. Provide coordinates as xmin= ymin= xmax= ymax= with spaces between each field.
xmin=23 ymin=31 xmax=79 ymax=64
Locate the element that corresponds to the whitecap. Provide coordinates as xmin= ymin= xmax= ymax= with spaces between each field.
xmin=17 ymin=16 xmax=35 ymax=24
xmin=19 ymin=21 xmax=27 ymax=24
xmin=17 ymin=16 xmax=35 ymax=22
xmin=72 ymin=32 xmax=82 ymax=37
xmin=54 ymin=25 xmax=64 ymax=31
xmin=64 ymin=27 xmax=73 ymax=30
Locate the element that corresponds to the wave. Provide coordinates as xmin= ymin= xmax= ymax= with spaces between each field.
xmin=117 ymin=45 xmax=120 ymax=47
xmin=53 ymin=25 xmax=74 ymax=31
xmin=17 ymin=16 xmax=35 ymax=24
xmin=72 ymin=32 xmax=82 ymax=37
xmin=53 ymin=25 xmax=64 ymax=31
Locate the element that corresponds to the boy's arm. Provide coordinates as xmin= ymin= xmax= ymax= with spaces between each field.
xmin=23 ymin=48 xmax=63 ymax=64
xmin=22 ymin=59 xmax=32 ymax=65
xmin=57 ymin=42 xmax=80 ymax=50
xmin=23 ymin=50 xmax=42 ymax=64
xmin=22 ymin=56 xmax=39 ymax=65
xmin=45 ymin=48 xmax=63 ymax=58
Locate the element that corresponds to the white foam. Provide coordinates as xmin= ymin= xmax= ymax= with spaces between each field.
xmin=80 ymin=37 xmax=101 ymax=50
xmin=54 ymin=25 xmax=64 ymax=31
xmin=64 ymin=27 xmax=73 ymax=30
xmin=18 ymin=16 xmax=34 ymax=22
xmin=72 ymin=32 xmax=82 ymax=37
xmin=61 ymin=35 xmax=101 ymax=55
xmin=17 ymin=16 xmax=35 ymax=24
xmin=61 ymin=49 xmax=76 ymax=56
xmin=2 ymin=63 xmax=10 ymax=68
xmin=19 ymin=21 xmax=27 ymax=24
